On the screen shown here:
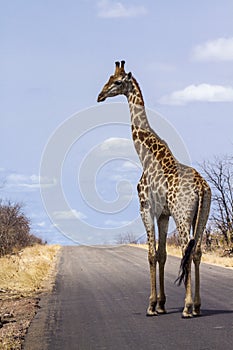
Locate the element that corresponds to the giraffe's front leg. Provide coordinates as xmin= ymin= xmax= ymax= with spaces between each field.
xmin=147 ymin=241 xmax=157 ymax=316
xmin=156 ymin=214 xmax=169 ymax=314
xmin=138 ymin=183 xmax=157 ymax=316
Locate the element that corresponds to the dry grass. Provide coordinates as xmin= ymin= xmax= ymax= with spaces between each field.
xmin=133 ymin=244 xmax=233 ymax=268
xmin=0 ymin=244 xmax=61 ymax=297
xmin=0 ymin=244 xmax=61 ymax=349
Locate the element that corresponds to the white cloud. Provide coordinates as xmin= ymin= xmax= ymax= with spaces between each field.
xmin=193 ymin=37 xmax=233 ymax=61
xmin=7 ymin=173 xmax=29 ymax=183
xmin=5 ymin=173 xmax=56 ymax=190
xmin=97 ymin=0 xmax=147 ymax=18
xmin=53 ymin=209 xmax=87 ymax=220
xmin=99 ymin=137 xmax=138 ymax=161
xmin=159 ymin=84 xmax=233 ymax=105
xmin=6 ymin=173 xmax=41 ymax=189
xmin=100 ymin=137 xmax=129 ymax=150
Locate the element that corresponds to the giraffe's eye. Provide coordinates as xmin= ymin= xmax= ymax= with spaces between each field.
xmin=114 ymin=80 xmax=122 ymax=86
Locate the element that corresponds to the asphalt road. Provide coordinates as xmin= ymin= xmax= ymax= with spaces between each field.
xmin=24 ymin=246 xmax=233 ymax=350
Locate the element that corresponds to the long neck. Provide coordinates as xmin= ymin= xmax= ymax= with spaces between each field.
xmin=126 ymin=77 xmax=177 ymax=168
xmin=126 ymin=77 xmax=150 ymax=131
xmin=126 ymin=78 xmax=154 ymax=164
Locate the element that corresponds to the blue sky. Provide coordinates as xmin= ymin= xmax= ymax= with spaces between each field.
xmin=1 ymin=0 xmax=233 ymax=245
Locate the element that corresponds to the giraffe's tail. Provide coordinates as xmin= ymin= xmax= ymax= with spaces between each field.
xmin=174 ymin=239 xmax=195 ymax=286
xmin=175 ymin=190 xmax=203 ymax=286
xmin=175 ymin=185 xmax=211 ymax=287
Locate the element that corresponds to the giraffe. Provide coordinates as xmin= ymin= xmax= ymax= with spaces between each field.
xmin=97 ymin=60 xmax=211 ymax=318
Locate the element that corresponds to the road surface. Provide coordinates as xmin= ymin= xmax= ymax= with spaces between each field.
xmin=24 ymin=246 xmax=233 ymax=350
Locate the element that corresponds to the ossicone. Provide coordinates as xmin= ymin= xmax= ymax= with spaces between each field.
xmin=114 ymin=61 xmax=120 ymax=75
xmin=114 ymin=60 xmax=126 ymax=75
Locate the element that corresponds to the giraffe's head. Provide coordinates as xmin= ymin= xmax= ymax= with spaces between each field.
xmin=97 ymin=60 xmax=132 ymax=102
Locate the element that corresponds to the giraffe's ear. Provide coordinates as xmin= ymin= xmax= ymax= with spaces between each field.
xmin=127 ymin=72 xmax=132 ymax=79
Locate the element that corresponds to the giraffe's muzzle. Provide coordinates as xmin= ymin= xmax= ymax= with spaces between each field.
xmin=97 ymin=92 xmax=106 ymax=102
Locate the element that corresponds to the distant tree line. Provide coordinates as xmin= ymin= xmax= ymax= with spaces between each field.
xmin=165 ymin=155 xmax=233 ymax=254
xmin=0 ymin=200 xmax=43 ymax=257
xmin=116 ymin=232 xmax=138 ymax=244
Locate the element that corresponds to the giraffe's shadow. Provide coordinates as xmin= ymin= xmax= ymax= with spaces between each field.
xmin=199 ymin=309 xmax=233 ymax=317
xmin=168 ymin=307 xmax=233 ymax=317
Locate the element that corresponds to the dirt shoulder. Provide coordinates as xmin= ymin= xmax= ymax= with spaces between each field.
xmin=0 ymin=244 xmax=61 ymax=350
xmin=133 ymin=244 xmax=233 ymax=269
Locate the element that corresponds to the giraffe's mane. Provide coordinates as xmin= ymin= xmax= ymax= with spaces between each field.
xmin=131 ymin=76 xmax=145 ymax=105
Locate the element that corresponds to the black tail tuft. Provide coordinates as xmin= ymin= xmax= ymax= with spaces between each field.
xmin=175 ymin=239 xmax=195 ymax=286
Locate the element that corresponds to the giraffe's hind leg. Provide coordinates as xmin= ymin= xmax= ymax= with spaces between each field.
xmin=192 ymin=187 xmax=211 ymax=316
xmin=193 ymin=243 xmax=202 ymax=316
xmin=176 ymin=223 xmax=194 ymax=318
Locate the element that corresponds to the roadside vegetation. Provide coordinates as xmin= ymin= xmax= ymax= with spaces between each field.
xmin=0 ymin=200 xmax=42 ymax=257
xmin=0 ymin=200 xmax=61 ymax=349
xmin=0 ymin=244 xmax=61 ymax=297
xmin=166 ymin=231 xmax=233 ymax=268
xmin=0 ymin=244 xmax=61 ymax=349
xmin=199 ymin=155 xmax=233 ymax=252
xmin=0 ymin=200 xmax=61 ymax=295
xmin=132 ymin=240 xmax=233 ymax=268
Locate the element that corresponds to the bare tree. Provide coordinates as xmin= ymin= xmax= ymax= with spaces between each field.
xmin=0 ymin=200 xmax=42 ymax=256
xmin=116 ymin=232 xmax=137 ymax=244
xmin=199 ymin=156 xmax=233 ymax=246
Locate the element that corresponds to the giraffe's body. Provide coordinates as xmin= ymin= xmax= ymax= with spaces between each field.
xmin=97 ymin=61 xmax=211 ymax=318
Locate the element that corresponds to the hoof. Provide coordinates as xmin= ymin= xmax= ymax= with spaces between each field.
xmin=193 ymin=310 xmax=201 ymax=317
xmin=156 ymin=307 xmax=167 ymax=314
xmin=182 ymin=312 xmax=193 ymax=319
xmin=182 ymin=304 xmax=193 ymax=318
xmin=146 ymin=308 xmax=158 ymax=317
